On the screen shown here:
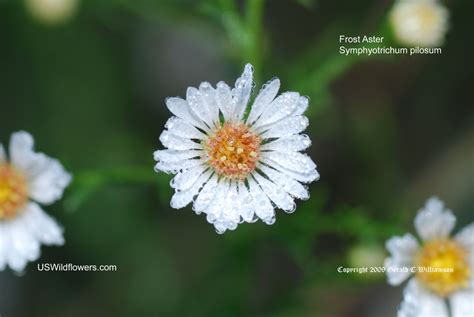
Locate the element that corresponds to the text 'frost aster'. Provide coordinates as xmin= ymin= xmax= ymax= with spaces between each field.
xmin=154 ymin=64 xmax=319 ymax=233
xmin=0 ymin=131 xmax=71 ymax=272
xmin=385 ymin=197 xmax=474 ymax=317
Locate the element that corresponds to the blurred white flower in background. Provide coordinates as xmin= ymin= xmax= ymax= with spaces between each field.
xmin=154 ymin=64 xmax=319 ymax=234
xmin=349 ymin=243 xmax=386 ymax=271
xmin=0 ymin=131 xmax=71 ymax=272
xmin=389 ymin=0 xmax=449 ymax=47
xmin=24 ymin=0 xmax=79 ymax=25
xmin=385 ymin=197 xmax=474 ymax=317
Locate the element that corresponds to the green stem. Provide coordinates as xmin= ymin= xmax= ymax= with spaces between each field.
xmin=74 ymin=167 xmax=158 ymax=185
xmin=446 ymin=298 xmax=452 ymax=317
xmin=64 ymin=167 xmax=164 ymax=212
xmin=244 ymin=0 xmax=265 ymax=82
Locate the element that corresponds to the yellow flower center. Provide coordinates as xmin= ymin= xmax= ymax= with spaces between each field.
xmin=414 ymin=3 xmax=438 ymax=31
xmin=416 ymin=239 xmax=471 ymax=297
xmin=204 ymin=123 xmax=261 ymax=179
xmin=0 ymin=163 xmax=28 ymax=220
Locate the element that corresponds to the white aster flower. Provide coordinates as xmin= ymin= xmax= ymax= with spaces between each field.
xmin=385 ymin=197 xmax=474 ymax=317
xmin=0 ymin=131 xmax=71 ymax=272
xmin=389 ymin=0 xmax=449 ymax=47
xmin=154 ymin=64 xmax=319 ymax=233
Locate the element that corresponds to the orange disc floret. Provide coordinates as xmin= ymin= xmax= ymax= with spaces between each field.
xmin=0 ymin=164 xmax=28 ymax=220
xmin=204 ymin=123 xmax=261 ymax=179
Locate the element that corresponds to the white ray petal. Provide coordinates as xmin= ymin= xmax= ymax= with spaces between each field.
xmin=219 ymin=181 xmax=241 ymax=230
xmin=4 ymin=223 xmax=29 ymax=272
xmin=231 ymin=63 xmax=253 ymax=121
xmin=193 ymin=173 xmax=219 ymax=214
xmin=154 ymin=157 xmax=202 ymax=174
xmin=455 ymin=223 xmax=474 ymax=253
xmin=205 ymin=180 xmax=231 ymax=234
xmin=263 ymin=151 xmax=316 ymax=174
xmin=253 ymin=173 xmax=295 ymax=212
xmin=398 ymin=279 xmax=448 ymax=317
xmin=9 ymin=131 xmax=35 ymax=169
xmin=216 ymin=81 xmax=233 ymax=121
xmin=8 ymin=213 xmax=40 ymax=262
xmin=8 ymin=132 xmax=71 ymax=205
xmin=261 ymin=156 xmax=319 ymax=183
xmin=186 ymin=87 xmax=213 ymax=128
xmin=455 ymin=223 xmax=474 ymax=268
xmin=414 ymin=196 xmax=456 ymax=241
xmin=237 ymin=181 xmax=256 ymax=223
xmin=252 ymin=92 xmax=300 ymax=128
xmin=170 ymin=170 xmax=212 ymax=209
xmin=259 ymin=116 xmax=309 ymax=139
xmin=450 ymin=289 xmax=474 ymax=317
xmin=203 ymin=178 xmax=229 ymax=217
xmin=259 ymin=165 xmax=309 ymax=200
xmin=165 ymin=97 xmax=209 ymax=132
xmin=171 ymin=165 xmax=207 ymax=191
xmin=384 ymin=233 xmax=419 ymax=286
xmin=153 ymin=149 xmax=201 ymax=163
xmin=246 ymin=78 xmax=280 ymax=124
xmin=159 ymin=131 xmax=202 ymax=151
xmin=260 ymin=134 xmax=311 ymax=152
xmin=9 ymin=132 xmax=55 ymax=179
xmin=199 ymin=82 xmax=220 ymax=126
xmin=165 ymin=117 xmax=206 ymax=140
xmin=248 ymin=177 xmax=275 ymax=224
xmin=293 ymin=96 xmax=309 ymax=116
xmin=23 ymin=202 xmax=64 ymax=246
xmin=28 ymin=159 xmax=71 ymax=205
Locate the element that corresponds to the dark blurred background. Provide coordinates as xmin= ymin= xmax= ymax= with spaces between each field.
xmin=0 ymin=0 xmax=473 ymax=316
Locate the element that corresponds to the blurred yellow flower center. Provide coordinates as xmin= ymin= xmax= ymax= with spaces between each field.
xmin=0 ymin=164 xmax=28 ymax=220
xmin=204 ymin=123 xmax=261 ymax=179
xmin=416 ymin=239 xmax=470 ymax=297
xmin=414 ymin=3 xmax=438 ymax=31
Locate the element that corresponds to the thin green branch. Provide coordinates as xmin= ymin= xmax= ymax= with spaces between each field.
xmin=244 ymin=0 xmax=265 ymax=81
xmin=64 ymin=167 xmax=167 ymax=212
